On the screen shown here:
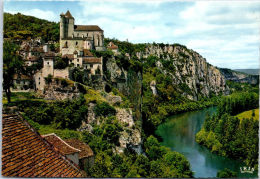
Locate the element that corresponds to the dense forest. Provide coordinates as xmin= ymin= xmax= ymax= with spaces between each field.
xmin=196 ymin=91 xmax=259 ymax=169
xmin=4 ymin=12 xmax=59 ymax=41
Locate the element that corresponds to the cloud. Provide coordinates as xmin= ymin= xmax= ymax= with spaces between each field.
xmin=6 ymin=9 xmax=58 ymax=22
xmin=174 ymin=1 xmax=260 ymax=69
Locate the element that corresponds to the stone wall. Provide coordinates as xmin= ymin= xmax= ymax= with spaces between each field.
xmin=54 ymin=68 xmax=69 ymax=79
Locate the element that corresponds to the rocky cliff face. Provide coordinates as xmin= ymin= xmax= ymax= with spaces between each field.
xmin=143 ymin=44 xmax=230 ymax=100
xmin=219 ymin=68 xmax=259 ymax=85
xmin=42 ymin=80 xmax=80 ymax=100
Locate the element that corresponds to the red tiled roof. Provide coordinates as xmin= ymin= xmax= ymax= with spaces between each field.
xmin=83 ymin=57 xmax=101 ymax=64
xmin=42 ymin=134 xmax=80 ymax=155
xmin=2 ymin=114 xmax=85 ymax=177
xmin=62 ymin=54 xmax=74 ymax=59
xmin=83 ymin=49 xmax=93 ymax=57
xmin=65 ymin=139 xmax=94 ymax=159
xmin=74 ymin=25 xmax=103 ymax=31
xmin=107 ymin=42 xmax=118 ymax=50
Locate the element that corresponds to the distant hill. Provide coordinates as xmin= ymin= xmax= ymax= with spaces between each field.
xmin=219 ymin=68 xmax=259 ymax=85
xmin=233 ymin=69 xmax=259 ymax=75
xmin=4 ymin=12 xmax=59 ymax=41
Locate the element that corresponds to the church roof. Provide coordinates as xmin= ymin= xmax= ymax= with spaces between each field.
xmin=74 ymin=25 xmax=103 ymax=32
xmin=65 ymin=10 xmax=74 ymax=19
xmin=65 ymin=139 xmax=94 ymax=159
xmin=2 ymin=114 xmax=85 ymax=177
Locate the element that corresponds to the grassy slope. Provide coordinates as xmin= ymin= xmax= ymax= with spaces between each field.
xmin=236 ymin=109 xmax=259 ymax=121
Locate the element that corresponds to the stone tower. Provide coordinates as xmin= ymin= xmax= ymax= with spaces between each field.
xmin=60 ymin=10 xmax=75 ymax=39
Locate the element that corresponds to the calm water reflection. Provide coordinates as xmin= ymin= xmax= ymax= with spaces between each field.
xmin=156 ymin=107 xmax=258 ymax=178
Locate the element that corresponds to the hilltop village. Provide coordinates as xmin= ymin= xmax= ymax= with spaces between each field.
xmin=12 ymin=11 xmax=119 ymax=93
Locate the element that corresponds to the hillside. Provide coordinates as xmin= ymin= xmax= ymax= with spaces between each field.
xmin=234 ymin=69 xmax=259 ymax=75
xmin=219 ymin=68 xmax=259 ymax=85
xmin=4 ymin=12 xmax=59 ymax=41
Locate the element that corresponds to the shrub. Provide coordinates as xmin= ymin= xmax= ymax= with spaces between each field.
xmin=94 ymin=102 xmax=116 ymax=117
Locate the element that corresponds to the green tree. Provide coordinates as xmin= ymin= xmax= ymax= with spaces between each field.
xmin=217 ymin=168 xmax=237 ymax=178
xmin=3 ymin=41 xmax=23 ymax=103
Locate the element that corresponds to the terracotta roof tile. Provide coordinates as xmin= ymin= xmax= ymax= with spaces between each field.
xmin=107 ymin=42 xmax=118 ymax=50
xmin=2 ymin=114 xmax=86 ymax=177
xmin=74 ymin=25 xmax=103 ymax=31
xmin=42 ymin=134 xmax=81 ymax=155
xmin=83 ymin=57 xmax=102 ymax=64
xmin=65 ymin=139 xmax=94 ymax=159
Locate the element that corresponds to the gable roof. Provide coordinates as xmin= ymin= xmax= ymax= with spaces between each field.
xmin=74 ymin=25 xmax=103 ymax=31
xmin=42 ymin=134 xmax=80 ymax=155
xmin=65 ymin=139 xmax=94 ymax=159
xmin=2 ymin=114 xmax=85 ymax=177
xmin=65 ymin=10 xmax=74 ymax=19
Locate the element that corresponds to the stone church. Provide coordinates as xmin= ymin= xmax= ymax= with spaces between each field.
xmin=60 ymin=10 xmax=105 ymax=55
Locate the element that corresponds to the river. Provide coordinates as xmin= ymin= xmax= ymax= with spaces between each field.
xmin=156 ymin=107 xmax=258 ymax=178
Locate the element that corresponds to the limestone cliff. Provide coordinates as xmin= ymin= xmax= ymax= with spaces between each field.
xmin=143 ymin=44 xmax=230 ymax=100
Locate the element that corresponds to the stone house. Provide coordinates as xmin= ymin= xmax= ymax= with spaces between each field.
xmin=65 ymin=138 xmax=95 ymax=171
xmin=107 ymin=42 xmax=119 ymax=53
xmin=64 ymin=49 xmax=103 ymax=75
xmin=60 ymin=10 xmax=105 ymax=55
xmin=42 ymin=133 xmax=81 ymax=165
xmin=12 ymin=74 xmax=33 ymax=91
xmin=34 ymin=52 xmax=69 ymax=91
xmin=25 ymin=55 xmax=40 ymax=66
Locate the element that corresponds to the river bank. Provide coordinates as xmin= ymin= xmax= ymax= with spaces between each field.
xmin=155 ymin=107 xmax=258 ymax=178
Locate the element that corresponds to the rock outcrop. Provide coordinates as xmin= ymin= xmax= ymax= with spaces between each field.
xmin=43 ymin=80 xmax=80 ymax=100
xmin=144 ymin=44 xmax=230 ymax=100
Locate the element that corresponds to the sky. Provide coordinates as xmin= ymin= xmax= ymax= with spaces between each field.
xmin=4 ymin=0 xmax=260 ymax=69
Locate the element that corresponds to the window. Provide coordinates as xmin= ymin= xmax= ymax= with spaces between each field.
xmin=47 ymin=62 xmax=49 ymax=65
xmin=39 ymin=82 xmax=40 ymax=85
xmin=77 ymin=59 xmax=79 ymax=62
xmin=90 ymin=64 xmax=93 ymax=68
xmin=76 ymin=41 xmax=78 ymax=45
xmin=77 ymin=33 xmax=79 ymax=37
xmin=77 ymin=64 xmax=80 ymax=67
xmin=39 ymin=77 xmax=40 ymax=80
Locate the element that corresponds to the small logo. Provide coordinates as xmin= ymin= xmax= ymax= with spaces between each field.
xmin=240 ymin=166 xmax=254 ymax=174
